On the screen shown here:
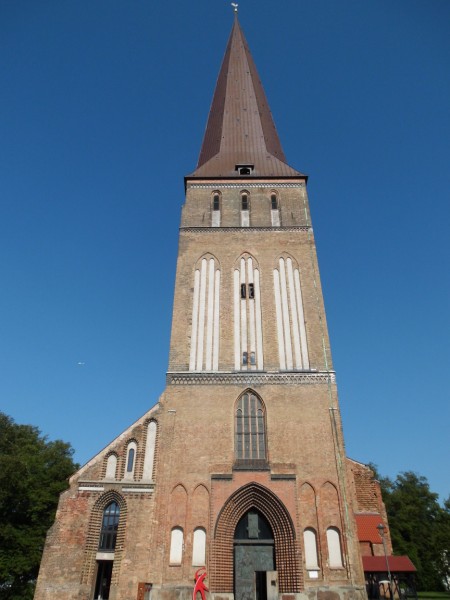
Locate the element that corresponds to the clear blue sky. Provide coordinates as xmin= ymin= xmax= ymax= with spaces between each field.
xmin=1 ymin=1 xmax=449 ymax=502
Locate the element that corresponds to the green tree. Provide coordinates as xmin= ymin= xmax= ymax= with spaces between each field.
xmin=0 ymin=412 xmax=78 ymax=600
xmin=370 ymin=465 xmax=449 ymax=592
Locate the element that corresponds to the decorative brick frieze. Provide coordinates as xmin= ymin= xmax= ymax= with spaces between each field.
xmin=166 ymin=371 xmax=336 ymax=385
xmin=188 ymin=182 xmax=306 ymax=189
xmin=180 ymin=226 xmax=312 ymax=233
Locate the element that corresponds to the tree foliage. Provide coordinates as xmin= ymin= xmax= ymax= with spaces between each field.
xmin=370 ymin=465 xmax=450 ymax=592
xmin=0 ymin=412 xmax=78 ymax=600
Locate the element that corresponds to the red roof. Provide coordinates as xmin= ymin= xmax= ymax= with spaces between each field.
xmin=355 ymin=514 xmax=385 ymax=543
xmin=362 ymin=556 xmax=416 ymax=573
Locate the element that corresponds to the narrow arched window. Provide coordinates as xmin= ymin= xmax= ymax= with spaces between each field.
xmin=212 ymin=191 xmax=221 ymax=227
xmin=105 ymin=454 xmax=117 ymax=480
xmin=240 ymin=191 xmax=250 ymax=227
xmin=303 ymin=528 xmax=319 ymax=571
xmin=192 ymin=527 xmax=206 ymax=566
xmin=235 ymin=393 xmax=266 ymax=462
xmin=326 ymin=527 xmax=343 ymax=568
xmin=99 ymin=502 xmax=120 ymax=551
xmin=169 ymin=527 xmax=184 ymax=565
xmin=271 ymin=193 xmax=278 ymax=210
xmin=124 ymin=441 xmax=137 ymax=480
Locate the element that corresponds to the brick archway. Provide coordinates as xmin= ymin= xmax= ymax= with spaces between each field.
xmin=210 ymin=482 xmax=302 ymax=594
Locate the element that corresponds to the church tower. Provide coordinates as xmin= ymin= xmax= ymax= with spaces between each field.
xmin=35 ymin=14 xmax=377 ymax=600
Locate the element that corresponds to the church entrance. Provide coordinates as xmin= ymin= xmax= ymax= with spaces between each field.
xmin=234 ymin=510 xmax=277 ymax=600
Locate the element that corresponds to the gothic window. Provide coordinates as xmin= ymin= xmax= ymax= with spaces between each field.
xmin=189 ymin=255 xmax=221 ymax=372
xmin=99 ymin=502 xmax=120 ymax=551
xmin=142 ymin=420 xmax=157 ymax=481
xmin=169 ymin=527 xmax=184 ymax=565
xmin=105 ymin=454 xmax=117 ymax=480
xmin=234 ymin=254 xmax=263 ymax=370
xmin=192 ymin=527 xmax=206 ymax=566
xmin=212 ymin=191 xmax=221 ymax=227
xmin=273 ymin=255 xmax=309 ymax=370
xmin=235 ymin=393 xmax=266 ymax=461
xmin=240 ymin=191 xmax=250 ymax=226
xmin=303 ymin=528 xmax=320 ymax=575
xmin=271 ymin=191 xmax=280 ymax=227
xmin=124 ymin=441 xmax=137 ymax=480
xmin=326 ymin=527 xmax=343 ymax=568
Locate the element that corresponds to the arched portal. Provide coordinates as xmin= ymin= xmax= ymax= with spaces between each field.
xmin=210 ymin=483 xmax=301 ymax=596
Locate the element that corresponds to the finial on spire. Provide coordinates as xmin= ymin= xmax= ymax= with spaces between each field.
xmin=231 ymin=3 xmax=238 ymax=14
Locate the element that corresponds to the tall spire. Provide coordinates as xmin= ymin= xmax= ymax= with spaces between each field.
xmin=191 ymin=16 xmax=303 ymax=178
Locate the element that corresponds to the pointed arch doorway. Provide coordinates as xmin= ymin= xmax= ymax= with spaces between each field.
xmin=210 ymin=483 xmax=301 ymax=599
xmin=234 ymin=509 xmax=276 ymax=600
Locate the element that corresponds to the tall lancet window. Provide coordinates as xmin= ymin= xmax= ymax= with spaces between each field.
xmin=189 ymin=254 xmax=221 ymax=371
xmin=273 ymin=255 xmax=309 ymax=370
xmin=234 ymin=254 xmax=263 ymax=370
xmin=235 ymin=392 xmax=266 ymax=462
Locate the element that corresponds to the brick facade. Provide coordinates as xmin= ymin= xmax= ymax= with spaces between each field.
xmin=34 ymin=16 xmax=389 ymax=600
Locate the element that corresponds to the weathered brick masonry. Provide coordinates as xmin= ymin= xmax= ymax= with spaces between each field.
xmin=35 ymin=14 xmax=389 ymax=600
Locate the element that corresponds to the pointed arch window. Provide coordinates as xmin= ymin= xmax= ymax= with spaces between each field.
xmin=235 ymin=393 xmax=267 ymax=464
xmin=303 ymin=528 xmax=320 ymax=576
xmin=189 ymin=255 xmax=221 ymax=372
xmin=273 ymin=256 xmax=309 ymax=370
xmin=99 ymin=502 xmax=120 ymax=551
xmin=326 ymin=527 xmax=344 ymax=568
xmin=234 ymin=254 xmax=263 ymax=370
xmin=240 ymin=191 xmax=250 ymax=227
xmin=212 ymin=191 xmax=221 ymax=227
xmin=271 ymin=191 xmax=280 ymax=227
xmin=124 ymin=441 xmax=137 ymax=480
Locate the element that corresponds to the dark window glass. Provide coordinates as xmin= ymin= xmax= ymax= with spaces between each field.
xmin=241 ymin=194 xmax=248 ymax=210
xmin=248 ymin=283 xmax=254 ymax=299
xmin=234 ymin=510 xmax=274 ymax=540
xmin=213 ymin=194 xmax=220 ymax=211
xmin=250 ymin=352 xmax=256 ymax=365
xmin=235 ymin=394 xmax=266 ymax=460
xmin=126 ymin=447 xmax=135 ymax=473
xmin=239 ymin=167 xmax=251 ymax=175
xmin=241 ymin=284 xmax=246 ymax=299
xmin=242 ymin=351 xmax=248 ymax=366
xmin=271 ymin=194 xmax=278 ymax=210
xmin=99 ymin=502 xmax=120 ymax=551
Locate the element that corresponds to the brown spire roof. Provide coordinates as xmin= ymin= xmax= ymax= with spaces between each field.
xmin=190 ymin=16 xmax=304 ymax=179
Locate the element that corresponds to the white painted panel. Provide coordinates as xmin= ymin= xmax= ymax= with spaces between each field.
xmin=196 ymin=259 xmax=207 ymax=371
xmin=254 ymin=269 xmax=264 ymax=370
xmin=205 ymin=258 xmax=215 ymax=370
xmin=304 ymin=528 xmax=319 ymax=569
xmin=273 ymin=269 xmax=286 ymax=370
xmin=212 ymin=211 xmax=220 ymax=227
xmin=213 ymin=269 xmax=220 ymax=371
xmin=192 ymin=528 xmax=206 ymax=566
xmin=294 ymin=269 xmax=310 ymax=369
xmin=327 ymin=527 xmax=343 ymax=568
xmin=247 ymin=258 xmax=256 ymax=370
xmin=142 ymin=421 xmax=157 ymax=481
xmin=240 ymin=258 xmax=247 ymax=370
xmin=271 ymin=209 xmax=280 ymax=227
xmin=169 ymin=527 xmax=184 ymax=565
xmin=279 ymin=258 xmax=293 ymax=369
xmin=189 ymin=269 xmax=200 ymax=371
xmin=241 ymin=210 xmax=249 ymax=227
xmin=234 ymin=269 xmax=241 ymax=370
xmin=287 ymin=258 xmax=302 ymax=369
xmin=105 ymin=454 xmax=117 ymax=480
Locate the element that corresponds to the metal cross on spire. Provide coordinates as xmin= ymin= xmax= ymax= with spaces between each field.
xmin=231 ymin=3 xmax=238 ymax=13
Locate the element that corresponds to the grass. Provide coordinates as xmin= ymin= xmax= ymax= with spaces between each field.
xmin=417 ymin=593 xmax=450 ymax=600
